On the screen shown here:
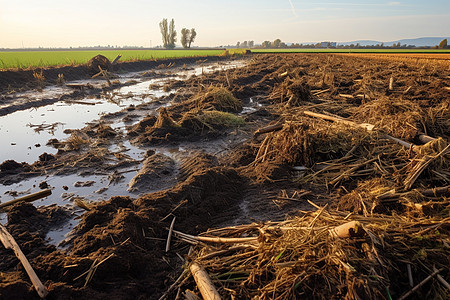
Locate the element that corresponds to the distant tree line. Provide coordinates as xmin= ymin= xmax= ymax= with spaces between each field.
xmin=228 ymin=38 xmax=449 ymax=49
xmin=260 ymin=39 xmax=286 ymax=48
xmin=255 ymin=40 xmax=417 ymax=49
xmin=235 ymin=41 xmax=255 ymax=48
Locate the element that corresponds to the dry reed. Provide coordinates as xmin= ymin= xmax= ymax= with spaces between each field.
xmin=177 ymin=207 xmax=449 ymax=299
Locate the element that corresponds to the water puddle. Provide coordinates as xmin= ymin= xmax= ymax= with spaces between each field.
xmin=0 ymin=100 xmax=144 ymax=163
xmin=0 ymin=86 xmax=71 ymax=110
xmin=0 ymin=60 xmax=245 ymax=164
xmin=0 ymin=167 xmax=142 ymax=245
xmin=241 ymin=95 xmax=265 ymax=115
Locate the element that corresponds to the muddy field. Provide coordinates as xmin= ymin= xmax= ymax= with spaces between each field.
xmin=0 ymin=53 xmax=449 ymax=299
xmin=341 ymin=52 xmax=450 ymax=61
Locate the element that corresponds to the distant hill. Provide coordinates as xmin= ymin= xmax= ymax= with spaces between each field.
xmin=337 ymin=37 xmax=449 ymax=47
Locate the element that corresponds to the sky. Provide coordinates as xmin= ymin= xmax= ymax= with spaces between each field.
xmin=0 ymin=0 xmax=449 ymax=48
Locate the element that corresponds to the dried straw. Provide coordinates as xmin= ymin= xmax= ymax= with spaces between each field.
xmin=177 ymin=208 xmax=449 ymax=300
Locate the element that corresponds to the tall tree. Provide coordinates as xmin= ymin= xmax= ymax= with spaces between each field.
xmin=160 ymin=19 xmax=169 ymax=48
xmin=181 ymin=28 xmax=190 ymax=48
xmin=180 ymin=28 xmax=196 ymax=48
xmin=159 ymin=18 xmax=176 ymax=49
xmin=438 ymin=39 xmax=447 ymax=49
xmin=248 ymin=41 xmax=254 ymax=48
xmin=168 ymin=19 xmax=176 ymax=49
xmin=188 ymin=28 xmax=196 ymax=48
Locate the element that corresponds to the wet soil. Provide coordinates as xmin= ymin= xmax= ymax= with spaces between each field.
xmin=0 ymin=56 xmax=228 ymax=93
xmin=0 ymin=53 xmax=449 ymax=299
xmin=127 ymin=153 xmax=176 ymax=192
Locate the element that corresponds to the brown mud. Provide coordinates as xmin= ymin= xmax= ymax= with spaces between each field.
xmin=0 ymin=53 xmax=449 ymax=299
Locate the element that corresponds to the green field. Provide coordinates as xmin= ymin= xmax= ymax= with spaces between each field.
xmin=251 ymin=48 xmax=450 ymax=54
xmin=1 ymin=48 xmax=449 ymax=69
xmin=0 ymin=49 xmax=224 ymax=69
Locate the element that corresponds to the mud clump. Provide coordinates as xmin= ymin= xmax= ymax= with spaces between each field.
xmin=130 ymin=85 xmax=246 ymax=145
xmin=127 ymin=115 xmax=157 ymax=137
xmin=6 ymin=203 xmax=71 ymax=238
xmin=39 ymin=181 xmax=49 ymax=189
xmin=154 ymin=107 xmax=179 ymax=129
xmin=128 ymin=153 xmax=176 ymax=192
xmin=55 ymin=130 xmax=91 ymax=152
xmin=87 ymin=55 xmax=112 ymax=75
xmin=137 ymin=108 xmax=187 ymax=144
xmin=0 ymin=160 xmax=26 ymax=173
xmin=86 ymin=123 xmax=118 ymax=139
xmin=0 ymin=160 xmax=32 ymax=185
xmin=178 ymin=151 xmax=218 ymax=182
xmin=38 ymin=152 xmax=55 ymax=162
xmin=179 ymin=110 xmax=245 ymax=132
xmin=134 ymin=106 xmax=245 ymax=145
xmin=46 ymin=138 xmax=62 ymax=148
xmin=194 ymin=86 xmax=243 ymax=112
xmin=134 ymin=166 xmax=245 ymax=231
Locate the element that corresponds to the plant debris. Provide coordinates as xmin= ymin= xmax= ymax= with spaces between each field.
xmin=0 ymin=53 xmax=449 ymax=299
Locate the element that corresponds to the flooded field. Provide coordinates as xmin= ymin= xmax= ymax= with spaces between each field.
xmin=0 ymin=53 xmax=448 ymax=299
xmin=0 ymin=59 xmax=246 ymax=243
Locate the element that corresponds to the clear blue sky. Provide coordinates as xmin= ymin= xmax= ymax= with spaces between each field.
xmin=1 ymin=0 xmax=449 ymax=48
